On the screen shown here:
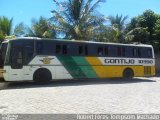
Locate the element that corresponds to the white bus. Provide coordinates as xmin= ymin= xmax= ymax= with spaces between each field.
xmin=0 ymin=37 xmax=155 ymax=84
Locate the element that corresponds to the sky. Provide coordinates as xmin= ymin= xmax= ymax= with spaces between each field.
xmin=0 ymin=0 xmax=160 ymax=28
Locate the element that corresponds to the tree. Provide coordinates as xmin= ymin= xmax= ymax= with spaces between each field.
xmin=137 ymin=10 xmax=157 ymax=44
xmin=154 ymin=19 xmax=160 ymax=35
xmin=30 ymin=16 xmax=56 ymax=38
xmin=0 ymin=16 xmax=13 ymax=36
xmin=14 ymin=22 xmax=29 ymax=37
xmin=0 ymin=16 xmax=13 ymax=42
xmin=125 ymin=17 xmax=138 ymax=32
xmin=14 ymin=17 xmax=56 ymax=38
xmin=108 ymin=14 xmax=128 ymax=43
xmin=126 ymin=10 xmax=160 ymax=51
xmin=126 ymin=10 xmax=158 ymax=44
xmin=154 ymin=19 xmax=160 ymax=51
xmin=125 ymin=27 xmax=149 ymax=43
xmin=0 ymin=31 xmax=5 ymax=42
xmin=51 ymin=0 xmax=106 ymax=40
xmin=93 ymin=25 xmax=113 ymax=42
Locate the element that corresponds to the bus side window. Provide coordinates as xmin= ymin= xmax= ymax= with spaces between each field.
xmin=23 ymin=44 xmax=34 ymax=64
xmin=56 ymin=45 xmax=61 ymax=54
xmin=62 ymin=45 xmax=67 ymax=55
xmin=133 ymin=47 xmax=141 ymax=57
xmin=117 ymin=47 xmax=121 ymax=56
xmin=147 ymin=48 xmax=152 ymax=58
xmin=36 ymin=42 xmax=43 ymax=54
xmin=117 ymin=46 xmax=125 ymax=57
xmin=133 ymin=48 xmax=137 ymax=57
xmin=104 ymin=47 xmax=109 ymax=56
xmin=43 ymin=42 xmax=55 ymax=55
xmin=85 ymin=46 xmax=88 ymax=55
xmin=122 ymin=47 xmax=125 ymax=57
xmin=78 ymin=46 xmax=83 ymax=55
xmin=97 ymin=47 xmax=103 ymax=56
xmin=138 ymin=48 xmax=141 ymax=58
xmin=110 ymin=46 xmax=116 ymax=57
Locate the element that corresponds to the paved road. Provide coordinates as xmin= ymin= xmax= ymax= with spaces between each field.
xmin=0 ymin=77 xmax=160 ymax=114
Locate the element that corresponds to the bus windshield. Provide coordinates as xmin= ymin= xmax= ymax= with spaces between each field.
xmin=0 ymin=43 xmax=8 ymax=68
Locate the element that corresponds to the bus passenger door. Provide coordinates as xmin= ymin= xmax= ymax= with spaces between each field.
xmin=9 ymin=46 xmax=23 ymax=81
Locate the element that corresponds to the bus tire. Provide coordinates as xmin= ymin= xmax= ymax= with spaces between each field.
xmin=33 ymin=68 xmax=52 ymax=83
xmin=123 ymin=68 xmax=134 ymax=79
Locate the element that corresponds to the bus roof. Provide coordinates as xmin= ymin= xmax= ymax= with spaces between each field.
xmin=2 ymin=37 xmax=153 ymax=48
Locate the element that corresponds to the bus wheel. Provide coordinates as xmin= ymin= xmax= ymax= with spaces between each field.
xmin=33 ymin=68 xmax=52 ymax=83
xmin=123 ymin=68 xmax=134 ymax=79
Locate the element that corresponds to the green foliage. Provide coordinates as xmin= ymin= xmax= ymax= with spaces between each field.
xmin=108 ymin=14 xmax=128 ymax=43
xmin=154 ymin=19 xmax=160 ymax=34
xmin=0 ymin=16 xmax=13 ymax=42
xmin=137 ymin=10 xmax=157 ymax=43
xmin=0 ymin=16 xmax=13 ymax=36
xmin=109 ymin=14 xmax=128 ymax=30
xmin=14 ymin=22 xmax=27 ymax=37
xmin=94 ymin=25 xmax=114 ymax=42
xmin=126 ymin=10 xmax=160 ymax=52
xmin=153 ymin=19 xmax=160 ymax=52
xmin=30 ymin=16 xmax=56 ymax=38
xmin=51 ymin=0 xmax=106 ymax=40
xmin=0 ymin=30 xmax=5 ymax=42
xmin=13 ymin=17 xmax=56 ymax=38
xmin=125 ymin=27 xmax=149 ymax=43
xmin=126 ymin=17 xmax=138 ymax=32
xmin=126 ymin=10 xmax=158 ymax=43
xmin=5 ymin=35 xmax=16 ymax=39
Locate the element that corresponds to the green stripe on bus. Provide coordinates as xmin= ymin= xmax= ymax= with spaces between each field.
xmin=57 ymin=56 xmax=86 ymax=78
xmin=72 ymin=57 xmax=98 ymax=78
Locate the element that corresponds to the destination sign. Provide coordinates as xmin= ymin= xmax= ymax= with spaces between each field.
xmin=99 ymin=57 xmax=155 ymax=65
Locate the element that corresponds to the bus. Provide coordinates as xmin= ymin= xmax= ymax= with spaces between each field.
xmin=0 ymin=37 xmax=155 ymax=83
